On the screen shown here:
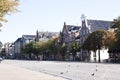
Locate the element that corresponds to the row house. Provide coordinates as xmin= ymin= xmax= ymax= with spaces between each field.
xmin=14 ymin=35 xmax=35 ymax=59
xmin=36 ymin=30 xmax=59 ymax=42
xmin=8 ymin=31 xmax=59 ymax=59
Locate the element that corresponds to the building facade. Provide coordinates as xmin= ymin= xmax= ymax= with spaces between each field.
xmin=60 ymin=22 xmax=80 ymax=47
xmin=79 ymin=14 xmax=113 ymax=62
xmin=60 ymin=14 xmax=114 ymax=62
xmin=8 ymin=31 xmax=59 ymax=59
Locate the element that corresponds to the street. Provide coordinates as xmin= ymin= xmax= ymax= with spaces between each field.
xmin=2 ymin=60 xmax=120 ymax=80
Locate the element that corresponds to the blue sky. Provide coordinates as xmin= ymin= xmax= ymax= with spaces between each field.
xmin=0 ymin=0 xmax=120 ymax=44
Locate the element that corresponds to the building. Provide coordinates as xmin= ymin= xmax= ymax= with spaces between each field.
xmin=60 ymin=22 xmax=81 ymax=60
xmin=9 ymin=30 xmax=59 ymax=59
xmin=80 ymin=14 xmax=113 ymax=62
xmin=80 ymin=14 xmax=113 ymax=45
xmin=60 ymin=14 xmax=114 ymax=62
xmin=36 ymin=31 xmax=59 ymax=42
xmin=3 ymin=42 xmax=12 ymax=58
xmin=60 ymin=22 xmax=81 ymax=47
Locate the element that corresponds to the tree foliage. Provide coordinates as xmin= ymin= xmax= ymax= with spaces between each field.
xmin=111 ymin=16 xmax=120 ymax=49
xmin=47 ymin=39 xmax=56 ymax=54
xmin=83 ymin=30 xmax=114 ymax=51
xmin=34 ymin=41 xmax=47 ymax=56
xmin=104 ymin=31 xmax=115 ymax=49
xmin=0 ymin=0 xmax=19 ymax=27
xmin=21 ymin=38 xmax=61 ymax=60
xmin=21 ymin=41 xmax=35 ymax=59
xmin=82 ymin=30 xmax=115 ymax=62
xmin=60 ymin=43 xmax=67 ymax=60
xmin=112 ymin=17 xmax=120 ymax=29
xmin=70 ymin=42 xmax=80 ymax=59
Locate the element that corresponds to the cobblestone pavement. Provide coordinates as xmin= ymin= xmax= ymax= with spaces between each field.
xmin=2 ymin=60 xmax=120 ymax=80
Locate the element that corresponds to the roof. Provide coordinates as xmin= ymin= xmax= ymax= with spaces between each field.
xmin=38 ymin=32 xmax=59 ymax=38
xmin=87 ymin=19 xmax=113 ymax=32
xmin=66 ymin=25 xmax=81 ymax=33
xmin=22 ymin=35 xmax=36 ymax=40
xmin=14 ymin=38 xmax=23 ymax=44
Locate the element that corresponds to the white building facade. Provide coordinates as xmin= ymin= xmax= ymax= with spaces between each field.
xmin=79 ymin=14 xmax=113 ymax=62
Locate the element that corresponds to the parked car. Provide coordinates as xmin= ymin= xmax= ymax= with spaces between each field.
xmin=0 ymin=57 xmax=2 ymax=62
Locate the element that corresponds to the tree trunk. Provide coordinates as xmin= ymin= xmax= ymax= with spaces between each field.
xmin=62 ymin=55 xmax=65 ymax=61
xmin=73 ymin=56 xmax=75 ymax=61
xmin=80 ymin=49 xmax=83 ymax=61
xmin=29 ymin=53 xmax=32 ymax=60
xmin=88 ymin=51 xmax=91 ymax=62
xmin=53 ymin=53 xmax=55 ymax=60
xmin=98 ymin=49 xmax=101 ymax=63
xmin=94 ymin=51 xmax=96 ymax=62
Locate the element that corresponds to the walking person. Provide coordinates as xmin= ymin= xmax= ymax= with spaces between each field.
xmin=0 ymin=57 xmax=3 ymax=63
xmin=38 ymin=55 xmax=40 ymax=62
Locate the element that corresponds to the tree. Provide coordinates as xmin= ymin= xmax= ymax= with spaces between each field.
xmin=82 ymin=30 xmax=114 ymax=62
xmin=70 ymin=42 xmax=80 ymax=61
xmin=36 ymin=41 xmax=49 ymax=60
xmin=111 ymin=17 xmax=120 ymax=49
xmin=60 ymin=43 xmax=67 ymax=60
xmin=33 ymin=42 xmax=42 ymax=57
xmin=45 ymin=38 xmax=60 ymax=60
xmin=0 ymin=0 xmax=19 ymax=27
xmin=104 ymin=31 xmax=115 ymax=49
xmin=22 ymin=42 xmax=35 ymax=59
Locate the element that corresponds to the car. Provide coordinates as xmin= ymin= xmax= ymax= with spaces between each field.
xmin=0 ymin=57 xmax=2 ymax=61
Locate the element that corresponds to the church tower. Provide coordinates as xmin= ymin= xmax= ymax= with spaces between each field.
xmin=80 ymin=14 xmax=89 ymax=45
xmin=79 ymin=14 xmax=90 ymax=61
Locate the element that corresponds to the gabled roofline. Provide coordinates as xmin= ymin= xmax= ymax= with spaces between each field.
xmin=87 ymin=19 xmax=113 ymax=22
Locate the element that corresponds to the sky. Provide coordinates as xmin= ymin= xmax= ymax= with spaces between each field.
xmin=0 ymin=0 xmax=120 ymax=44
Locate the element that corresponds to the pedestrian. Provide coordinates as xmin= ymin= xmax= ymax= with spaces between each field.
xmin=0 ymin=57 xmax=3 ymax=63
xmin=38 ymin=55 xmax=40 ymax=62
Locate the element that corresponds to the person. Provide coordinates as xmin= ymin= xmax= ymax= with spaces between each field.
xmin=0 ymin=57 xmax=3 ymax=63
xmin=38 ymin=55 xmax=40 ymax=62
